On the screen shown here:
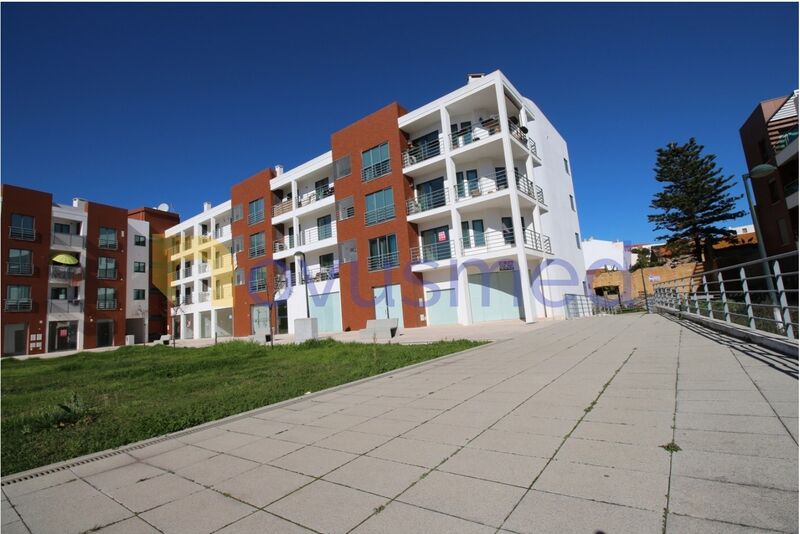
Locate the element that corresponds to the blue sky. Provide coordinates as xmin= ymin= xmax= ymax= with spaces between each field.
xmin=2 ymin=3 xmax=797 ymax=243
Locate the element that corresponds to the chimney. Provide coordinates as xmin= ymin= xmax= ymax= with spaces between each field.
xmin=275 ymin=165 xmax=284 ymax=176
xmin=203 ymin=201 xmax=212 ymax=212
xmin=72 ymin=197 xmax=88 ymax=210
xmin=467 ymin=73 xmax=485 ymax=84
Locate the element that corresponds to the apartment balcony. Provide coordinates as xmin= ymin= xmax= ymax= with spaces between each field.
xmin=249 ymin=278 xmax=267 ymax=293
xmin=272 ymin=198 xmax=294 ymax=219
xmin=196 ymin=263 xmax=211 ymax=276
xmin=198 ymin=291 xmax=211 ymax=303
xmin=410 ymin=241 xmax=456 ymax=264
xmin=4 ymin=299 xmax=32 ymax=312
xmin=461 ymin=231 xmax=519 ymax=257
xmin=214 ymin=225 xmax=232 ymax=241
xmin=7 ymin=262 xmax=33 ymax=276
xmin=273 ymin=235 xmax=297 ymax=253
xmin=274 ymin=273 xmax=292 ymax=291
xmin=773 ymin=127 xmax=798 ymax=154
xmin=197 ymin=235 xmax=213 ymax=247
xmin=9 ymin=226 xmax=35 ymax=241
xmin=508 ymin=120 xmax=539 ymax=160
xmin=301 ymin=264 xmax=340 ymax=283
xmin=523 ymin=229 xmax=553 ymax=254
xmin=248 ymin=210 xmax=265 ymax=226
xmin=97 ymin=268 xmax=118 ymax=280
xmin=515 ymin=172 xmax=546 ymax=206
xmin=96 ymin=299 xmax=118 ymax=310
xmin=249 ymin=244 xmax=266 ymax=258
xmin=213 ymin=255 xmax=232 ymax=271
xmin=181 ymin=294 xmax=193 ymax=306
xmin=98 ymin=238 xmax=118 ymax=250
xmin=301 ymin=221 xmax=337 ymax=247
xmin=402 ymin=138 xmax=444 ymax=169
xmin=297 ymin=185 xmax=335 ymax=209
xmin=407 ymin=189 xmax=449 ymax=217
xmin=49 ymin=299 xmax=83 ymax=314
xmin=361 ymin=159 xmax=391 ymax=182
xmin=183 ymin=266 xmax=193 ymax=278
xmin=52 ymin=232 xmax=85 ymax=248
xmin=50 ymin=265 xmax=83 ymax=281
xmin=364 ymin=206 xmax=395 ymax=227
xmin=450 ymin=117 xmax=501 ymax=151
xmin=169 ymin=244 xmax=181 ymax=257
xmin=367 ymin=251 xmax=399 ymax=272
xmin=454 ymin=170 xmax=509 ymax=201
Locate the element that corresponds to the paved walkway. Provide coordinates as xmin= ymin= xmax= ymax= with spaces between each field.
xmin=2 ymin=314 xmax=797 ymax=533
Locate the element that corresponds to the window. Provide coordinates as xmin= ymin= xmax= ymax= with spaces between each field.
xmin=232 ymin=203 xmax=243 ymax=222
xmin=501 ymin=217 xmax=515 ymax=245
xmin=99 ymin=227 xmax=118 ymax=249
xmin=472 ymin=220 xmax=486 ymax=247
xmin=232 ymin=236 xmax=244 ymax=254
xmin=249 ymin=266 xmax=267 ymax=292
xmin=339 ymin=239 xmax=357 ymax=263
xmin=314 ymin=178 xmax=331 ymax=200
xmin=134 ymin=261 xmax=146 ymax=273
xmin=98 ymin=257 xmax=117 ymax=279
xmin=54 ymin=223 xmax=71 ymax=234
xmin=5 ymin=285 xmax=32 ymax=311
xmin=317 ymin=214 xmax=333 ymax=240
xmin=133 ymin=289 xmax=146 ymax=300
xmin=365 ymin=188 xmax=395 ymax=225
xmin=10 ymin=214 xmax=35 ymax=241
xmin=234 ymin=268 xmax=244 ymax=286
xmin=8 ymin=249 xmax=33 ymax=275
xmin=333 ymin=155 xmax=352 ymax=180
xmin=569 ymin=194 xmax=576 ymax=211
xmin=564 ymin=158 xmax=570 ymax=175
xmin=575 ymin=233 xmax=582 ymax=249
xmin=249 ymin=232 xmax=265 ymax=257
xmin=457 ymin=170 xmax=481 ymax=197
xmin=336 ymin=196 xmax=355 ymax=221
xmin=777 ymin=218 xmax=791 ymax=245
xmin=367 ymin=234 xmax=398 ymax=271
xmin=97 ymin=287 xmax=116 ymax=309
xmin=135 ymin=234 xmax=146 ymax=246
xmin=361 ymin=143 xmax=391 ymax=181
xmin=248 ymin=198 xmax=265 ymax=225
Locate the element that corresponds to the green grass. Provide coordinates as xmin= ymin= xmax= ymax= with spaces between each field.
xmin=1 ymin=338 xmax=483 ymax=475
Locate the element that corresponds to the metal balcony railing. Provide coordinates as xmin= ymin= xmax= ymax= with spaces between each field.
xmin=9 ymin=227 xmax=35 ymax=241
xmin=301 ymin=221 xmax=337 ymax=245
xmin=410 ymin=241 xmax=456 ymax=264
xmin=652 ymin=251 xmax=798 ymax=340
xmin=407 ymin=189 xmax=448 ymax=215
xmin=362 ymin=159 xmax=391 ymax=182
xmin=773 ymin=127 xmax=798 ymax=153
xmin=97 ymin=268 xmax=118 ymax=280
xmin=96 ymin=299 xmax=117 ymax=310
xmin=183 ymin=267 xmax=193 ymax=278
xmin=450 ymin=117 xmax=501 ymax=150
xmin=98 ymin=238 xmax=118 ymax=250
xmin=272 ymin=198 xmax=294 ymax=218
xmin=402 ymin=138 xmax=443 ymax=168
xmin=248 ymin=209 xmax=265 ymax=225
xmin=297 ymin=186 xmax=334 ymax=208
xmin=273 ymin=235 xmax=296 ymax=253
xmin=214 ymin=225 xmax=232 ymax=240
xmin=198 ymin=291 xmax=210 ymax=303
xmin=523 ymin=229 xmax=553 ymax=254
xmin=7 ymin=262 xmax=33 ymax=276
xmin=249 ymin=244 xmax=266 ymax=258
xmin=462 ymin=231 xmax=517 ymax=254
xmin=249 ymin=278 xmax=267 ymax=293
xmin=274 ymin=273 xmax=291 ymax=290
xmin=367 ymin=251 xmax=399 ymax=272
xmin=454 ymin=170 xmax=509 ymax=200
xmin=535 ymin=185 xmax=546 ymax=205
xmin=52 ymin=233 xmax=85 ymax=248
xmin=50 ymin=265 xmax=82 ymax=280
xmin=182 ymin=294 xmax=193 ymax=305
xmin=197 ymin=263 xmax=210 ymax=275
xmin=364 ymin=205 xmax=395 ymax=226
xmin=4 ymin=299 xmax=32 ymax=312
xmin=197 ymin=235 xmax=212 ymax=246
xmin=49 ymin=299 xmax=83 ymax=313
xmin=301 ymin=264 xmax=340 ymax=283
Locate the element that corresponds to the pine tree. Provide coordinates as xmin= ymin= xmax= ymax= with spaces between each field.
xmin=648 ymin=138 xmax=745 ymax=261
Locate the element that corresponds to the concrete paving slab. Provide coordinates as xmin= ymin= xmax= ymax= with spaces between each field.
xmin=556 ymin=437 xmax=671 ymax=474
xmin=439 ymin=447 xmax=547 ymax=488
xmin=491 ymin=414 xmax=577 ymax=437
xmin=212 ymin=464 xmax=313 ymax=508
xmin=106 ymin=472 xmax=205 ymax=512
xmin=1 ymin=522 xmax=30 ymax=534
xmin=227 ymin=436 xmax=304 ymax=463
xmin=352 ymin=501 xmax=495 ymax=534
xmin=69 ymin=453 xmax=137 ymax=478
xmin=466 ymin=428 xmax=563 ymax=458
xmin=324 ymin=455 xmax=427 ymax=498
xmin=193 ymin=430 xmax=263 ymax=453
xmin=675 ymin=412 xmax=788 ymax=434
xmin=93 ymin=517 xmax=161 ymax=533
xmin=215 ymin=511 xmax=315 ymax=533
xmin=139 ymin=489 xmax=253 ymax=534
xmin=84 ymin=462 xmax=166 ymax=492
xmin=176 ymin=453 xmax=258 ymax=486
xmin=401 ymin=421 xmax=484 ymax=446
xmin=367 ymin=437 xmax=459 ymax=468
xmin=3 ymin=470 xmax=76 ymax=500
xmin=270 ymin=424 xmax=339 ymax=444
xmin=313 ymin=430 xmax=392 ymax=454
xmin=217 ymin=417 xmax=292 ymax=437
xmin=269 ymin=445 xmax=356 ymax=477
xmin=672 ymin=449 xmax=799 ymax=491
xmin=673 ymin=428 xmax=798 ymax=459
xmin=143 ymin=444 xmax=217 ymax=472
xmin=571 ymin=419 xmax=674 ymax=447
xmin=665 ymin=513 xmax=771 ymax=533
xmin=126 ymin=438 xmax=184 ymax=460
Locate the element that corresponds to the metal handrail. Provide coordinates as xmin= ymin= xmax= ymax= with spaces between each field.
xmin=454 ymin=170 xmax=509 ymax=200
xmin=410 ymin=241 xmax=456 ymax=263
xmin=4 ymin=299 xmax=33 ymax=312
xmin=365 ymin=205 xmax=395 ymax=226
xmin=272 ymin=198 xmax=294 ymax=217
xmin=97 ymin=268 xmax=118 ymax=280
xmin=249 ymin=244 xmax=266 ymax=258
xmin=96 ymin=298 xmax=118 ymax=310
xmin=49 ymin=299 xmax=83 ymax=313
xmin=402 ymin=138 xmax=443 ymax=167
xmin=249 ymin=278 xmax=267 ymax=292
xmin=8 ymin=262 xmax=34 ymax=276
xmin=183 ymin=267 xmax=193 ymax=278
xmin=516 ymin=172 xmax=536 ymax=199
xmin=301 ymin=221 xmax=337 ymax=245
xmin=301 ymin=264 xmax=340 ymax=283
xmin=407 ymin=189 xmax=448 ymax=215
xmin=273 ymin=235 xmax=296 ymax=252
xmin=523 ymin=229 xmax=553 ymax=254
xmin=462 ymin=231 xmax=517 ymax=254
xmin=9 ymin=227 xmax=35 ymax=241
xmin=98 ymin=238 xmax=118 ymax=250
xmin=297 ymin=185 xmax=334 ymax=208
xmin=52 ymin=233 xmax=85 ymax=247
xmin=247 ymin=209 xmax=265 ymax=225
xmin=450 ymin=117 xmax=501 ymax=150
xmin=535 ymin=185 xmax=546 ymax=205
xmin=362 ymin=159 xmax=392 ymax=182
xmin=652 ymin=251 xmax=798 ymax=340
xmin=367 ymin=251 xmax=399 ymax=271
xmin=50 ymin=265 xmax=82 ymax=280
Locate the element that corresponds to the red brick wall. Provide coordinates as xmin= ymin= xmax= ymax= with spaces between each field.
xmin=0 ymin=185 xmax=52 ymax=355
xmin=331 ymin=103 xmax=425 ymax=331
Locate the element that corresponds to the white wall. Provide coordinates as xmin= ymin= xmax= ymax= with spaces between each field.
xmin=582 ymin=238 xmax=629 ymax=271
xmin=126 ymin=219 xmax=150 ymax=321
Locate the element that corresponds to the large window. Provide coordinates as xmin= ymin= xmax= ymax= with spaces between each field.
xmin=232 ymin=236 xmax=244 ymax=254
xmin=361 ymin=143 xmax=391 ymax=181
xmin=249 ymin=232 xmax=265 ymax=257
xmin=8 ymin=249 xmax=33 ymax=275
xmin=248 ymin=198 xmax=265 ymax=225
xmin=97 ymin=288 xmax=116 ymax=309
xmin=5 ymin=285 xmax=32 ymax=311
xmin=10 ymin=214 xmax=35 ymax=241
xmin=461 ymin=220 xmax=485 ymax=249
xmin=99 ymin=227 xmax=118 ymax=249
xmin=367 ymin=234 xmax=398 ymax=271
xmin=234 ymin=268 xmax=244 ymax=286
xmin=232 ymin=204 xmax=243 ymax=221
xmin=365 ymin=188 xmax=395 ymax=226
xmin=98 ymin=257 xmax=117 ymax=279
xmin=333 ymin=155 xmax=352 ymax=180
xmin=336 ymin=196 xmax=355 ymax=221
xmin=249 ymin=266 xmax=267 ymax=292
xmin=54 ymin=223 xmax=71 ymax=234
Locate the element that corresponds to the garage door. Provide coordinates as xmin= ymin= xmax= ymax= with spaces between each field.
xmin=468 ymin=271 xmax=523 ymax=322
xmin=425 ymin=288 xmax=458 ymax=325
xmin=309 ymin=291 xmax=342 ymax=333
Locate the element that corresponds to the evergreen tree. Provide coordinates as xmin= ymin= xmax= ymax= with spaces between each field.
xmin=648 ymin=138 xmax=745 ymax=261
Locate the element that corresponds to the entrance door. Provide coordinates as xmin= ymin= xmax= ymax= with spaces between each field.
xmin=251 ymin=304 xmax=270 ymax=336
xmin=373 ymin=284 xmax=404 ymax=328
xmin=276 ymin=301 xmax=289 ymax=334
xmin=3 ymin=323 xmax=27 ymax=356
xmin=96 ymin=320 xmax=114 ymax=347
xmin=420 ymin=226 xmax=451 ymax=261
xmin=49 ymin=321 xmax=78 ymax=352
xmin=456 ymin=169 xmax=479 ymax=198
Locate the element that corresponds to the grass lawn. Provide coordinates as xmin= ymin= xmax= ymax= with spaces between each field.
xmin=1 ymin=338 xmax=483 ymax=476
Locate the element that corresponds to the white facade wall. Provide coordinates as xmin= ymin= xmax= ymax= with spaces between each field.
xmin=582 ymin=238 xmax=629 ymax=271
xmin=126 ymin=219 xmax=150 ymax=320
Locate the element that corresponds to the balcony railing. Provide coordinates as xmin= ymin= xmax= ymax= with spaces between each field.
xmin=183 ymin=267 xmax=193 ymax=278
xmin=169 ymin=244 xmax=181 ymax=256
xmin=454 ymin=170 xmax=509 ymax=200
xmin=9 ymin=227 xmax=35 ymax=241
xmin=402 ymin=138 xmax=443 ymax=168
xmin=508 ymin=120 xmax=539 ymax=158
xmin=7 ymin=262 xmax=33 ymax=276
xmin=407 ymin=189 xmax=448 ymax=215
xmin=523 ymin=229 xmax=553 ymax=254
xmin=773 ymin=127 xmax=798 ymax=153
xmin=367 ymin=251 xmax=399 ymax=272
xmin=365 ymin=205 xmax=395 ymax=226
xmin=214 ymin=255 xmax=231 ymax=270
xmin=198 ymin=291 xmax=210 ymax=303
xmin=50 ymin=265 xmax=82 ymax=281
xmin=301 ymin=221 xmax=337 ymax=245
xmin=96 ymin=299 xmax=118 ymax=310
xmin=248 ymin=210 xmax=265 ymax=225
xmin=535 ymin=185 xmax=546 ymax=205
xmin=516 ymin=172 xmax=537 ymax=200
xmin=181 ymin=294 xmax=193 ymax=305
xmin=301 ymin=264 xmax=340 ymax=283
xmin=450 ymin=117 xmax=501 ymax=150
xmin=462 ymin=231 xmax=516 ymax=254
xmin=273 ymin=235 xmax=296 ymax=253
xmin=411 ymin=241 xmax=456 ymax=264
xmin=98 ymin=238 xmax=118 ymax=250
xmin=361 ymin=159 xmax=391 ymax=182
xmin=197 ymin=263 xmax=210 ymax=275
xmin=197 ymin=235 xmax=212 ymax=246
xmin=249 ymin=278 xmax=267 ymax=292
xmin=272 ymin=198 xmax=294 ymax=218
xmin=4 ymin=299 xmax=33 ymax=312
xmin=298 ymin=186 xmax=334 ymax=208
xmin=274 ymin=273 xmax=292 ymax=290
xmin=249 ymin=244 xmax=266 ymax=258
xmin=214 ymin=225 xmax=232 ymax=240
xmin=49 ymin=299 xmax=82 ymax=313
xmin=97 ymin=268 xmax=118 ymax=280
xmin=52 ymin=233 xmax=85 ymax=248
